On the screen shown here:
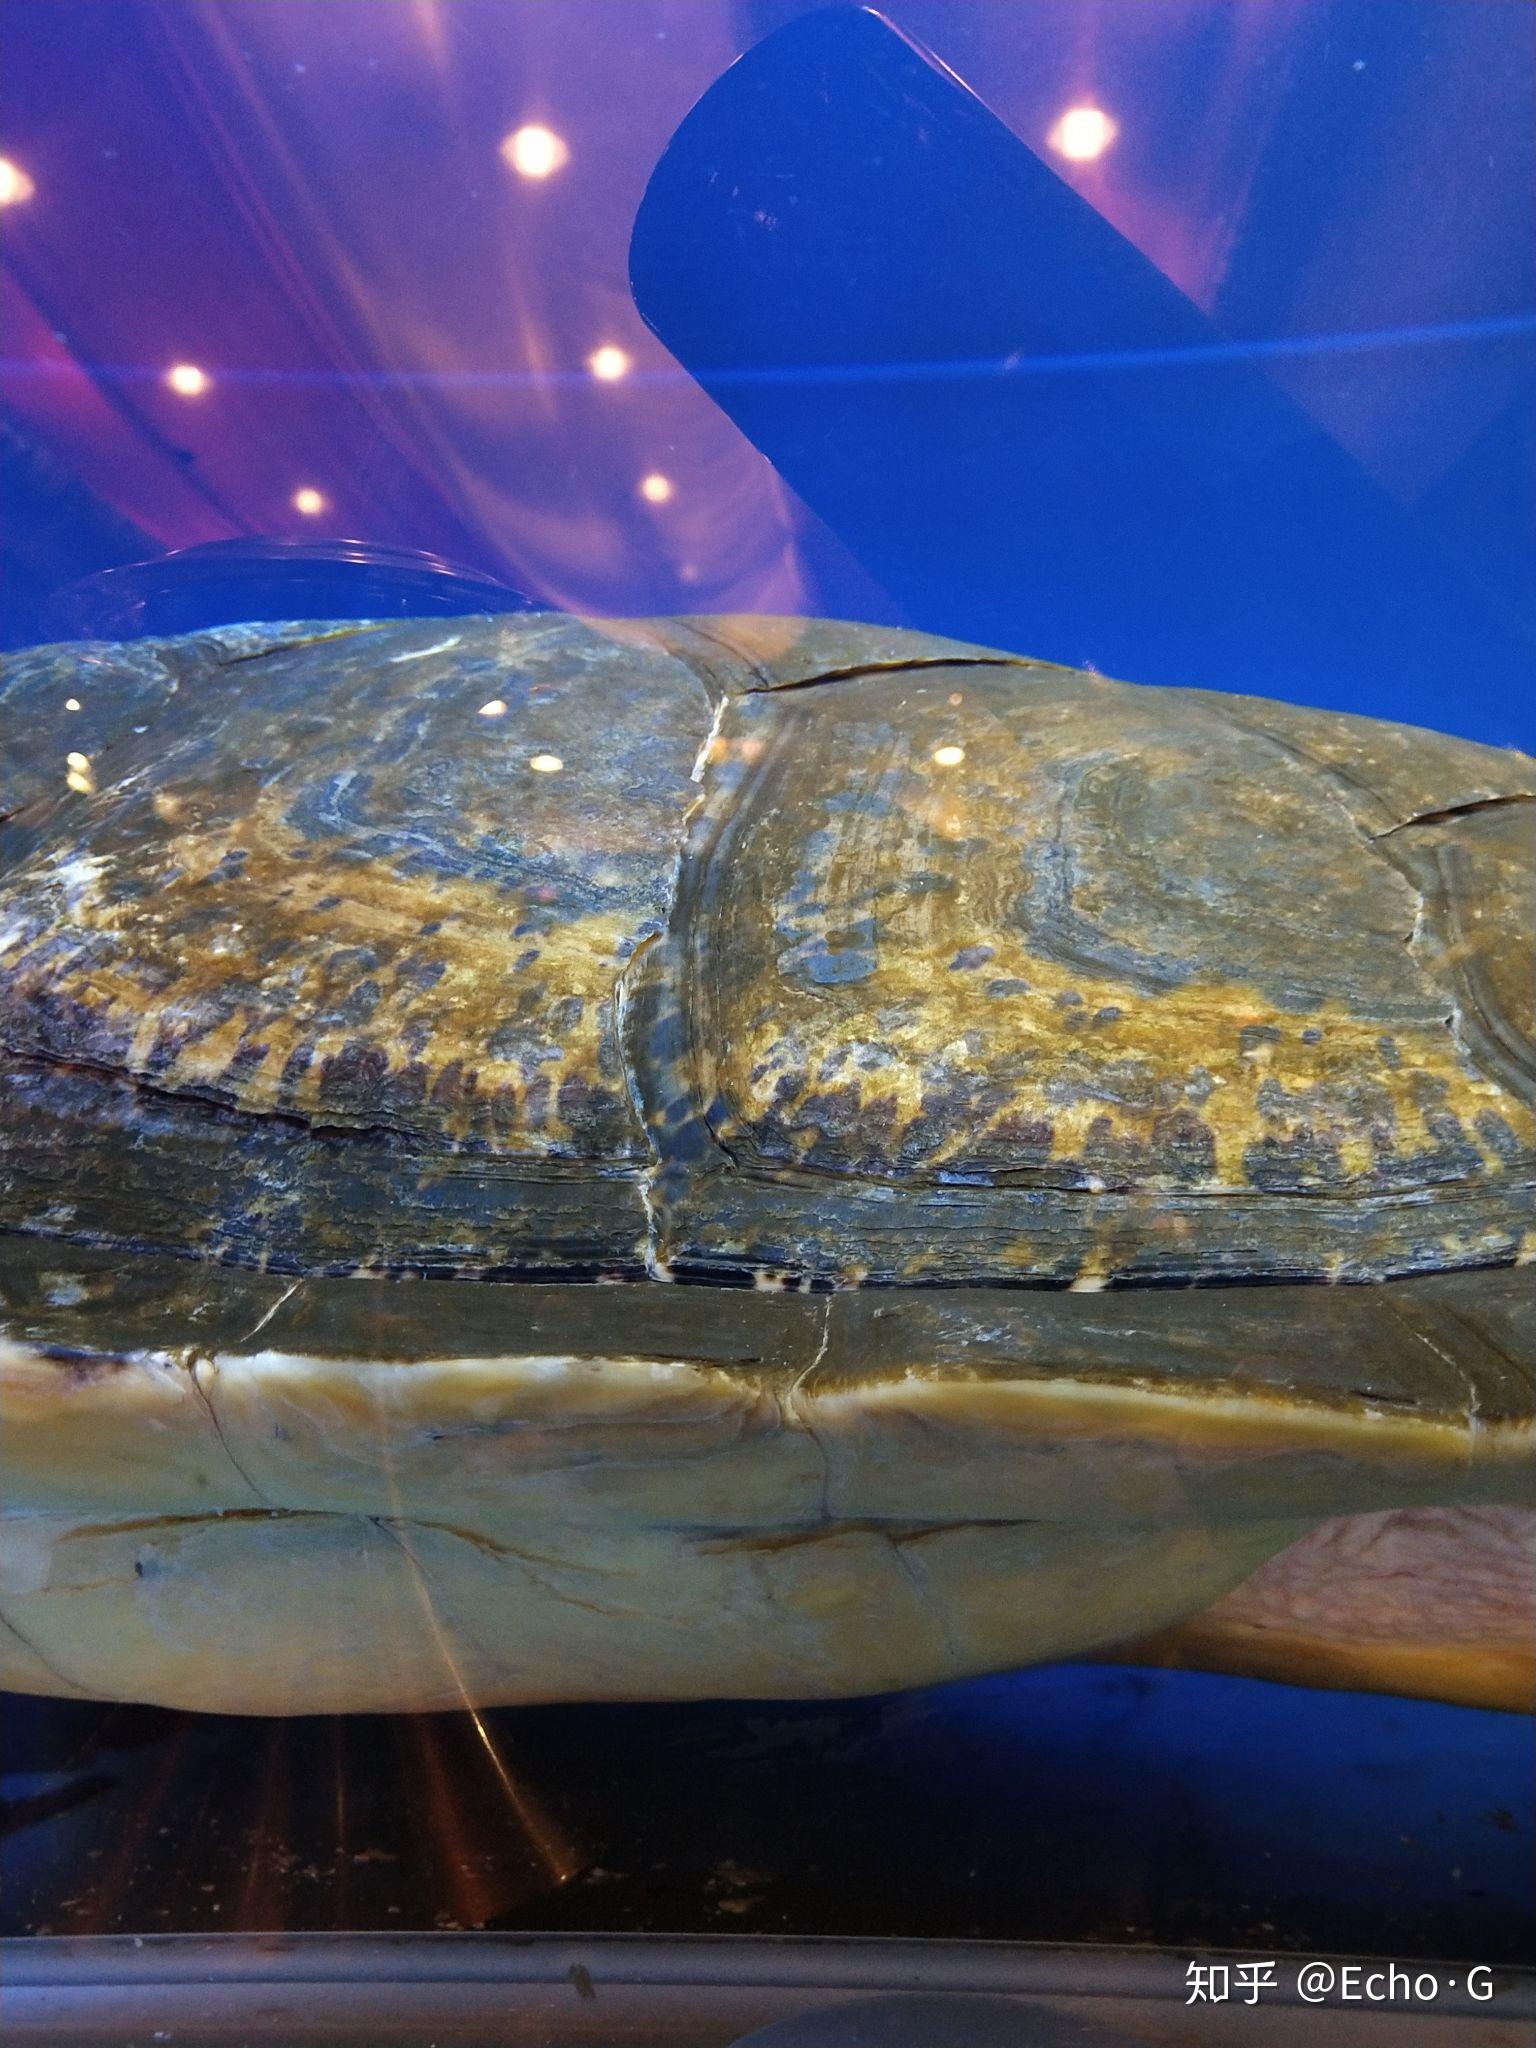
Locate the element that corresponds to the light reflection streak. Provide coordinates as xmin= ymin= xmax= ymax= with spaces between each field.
xmin=331 ymin=1719 xmax=351 ymax=1924
xmin=235 ymin=1722 xmax=291 ymax=1930
xmin=155 ymin=2 xmax=471 ymax=502
xmin=83 ymin=1717 xmax=192 ymax=1933
xmin=149 ymin=0 xmax=758 ymax=603
xmin=407 ymin=0 xmax=453 ymax=73
xmin=371 ymin=1427 xmax=580 ymax=1889
xmin=5 ymin=0 xmax=1517 ymax=661
xmin=9 ymin=310 xmax=1526 ymax=398
xmin=406 ymin=1715 xmax=501 ymax=1929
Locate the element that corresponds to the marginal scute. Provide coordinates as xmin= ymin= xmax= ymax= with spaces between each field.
xmin=1 ymin=1239 xmax=1531 ymax=1713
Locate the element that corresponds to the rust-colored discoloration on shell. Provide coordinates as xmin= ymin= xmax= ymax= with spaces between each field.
xmin=0 ymin=613 xmax=1532 ymax=1287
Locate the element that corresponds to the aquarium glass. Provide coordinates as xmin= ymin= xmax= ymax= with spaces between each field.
xmin=1 ymin=0 xmax=1532 ymax=2013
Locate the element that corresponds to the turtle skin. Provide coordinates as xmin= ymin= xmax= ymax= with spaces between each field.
xmin=0 ymin=614 xmax=1531 ymax=1714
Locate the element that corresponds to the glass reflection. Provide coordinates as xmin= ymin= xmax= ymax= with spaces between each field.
xmin=1047 ymin=105 xmax=1118 ymax=162
xmin=586 ymin=344 xmax=631 ymax=382
xmin=46 ymin=538 xmax=539 ymax=640
xmin=0 ymin=0 xmax=1531 ymax=1973
xmin=0 ymin=156 xmax=34 ymax=205
xmin=501 ymin=124 xmax=569 ymax=179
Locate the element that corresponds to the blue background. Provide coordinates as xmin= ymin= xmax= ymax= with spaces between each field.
xmin=2 ymin=1 xmax=1531 ymax=740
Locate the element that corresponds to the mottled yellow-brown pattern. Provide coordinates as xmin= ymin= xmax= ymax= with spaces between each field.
xmin=0 ymin=616 xmax=714 ymax=1161
xmin=5 ymin=796 xmax=650 ymax=1154
xmin=1 ymin=612 xmax=1532 ymax=1286
xmin=695 ymin=670 xmax=1534 ymax=1194
xmin=0 ymin=595 xmax=1532 ymax=1721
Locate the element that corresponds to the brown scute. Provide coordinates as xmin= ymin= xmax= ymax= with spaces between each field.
xmin=1 ymin=614 xmax=1533 ymax=1287
xmin=0 ymin=615 xmax=715 ymax=1162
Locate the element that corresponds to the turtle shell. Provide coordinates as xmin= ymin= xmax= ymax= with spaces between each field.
xmin=0 ymin=611 xmax=1532 ymax=1289
xmin=2 ymin=614 xmax=1534 ymax=1716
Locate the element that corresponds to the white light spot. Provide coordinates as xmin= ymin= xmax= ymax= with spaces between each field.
xmin=1048 ymin=106 xmax=1117 ymax=162
xmin=528 ymin=753 xmax=564 ymax=774
xmin=587 ymin=344 xmax=630 ymax=382
xmin=690 ymin=691 xmax=728 ymax=784
xmin=291 ymin=486 xmax=326 ymax=516
xmin=639 ymin=471 xmax=673 ymax=503
xmin=387 ymin=635 xmax=461 ymax=664
xmin=165 ymin=362 xmax=210 ymax=397
xmin=932 ymin=744 xmax=966 ymax=768
xmin=478 ymin=698 xmax=508 ymax=718
xmin=0 ymin=158 xmax=35 ymax=206
xmin=64 ymin=697 xmax=81 ymax=711
xmin=66 ymin=750 xmax=91 ymax=772
xmin=501 ymin=124 xmax=569 ymax=179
